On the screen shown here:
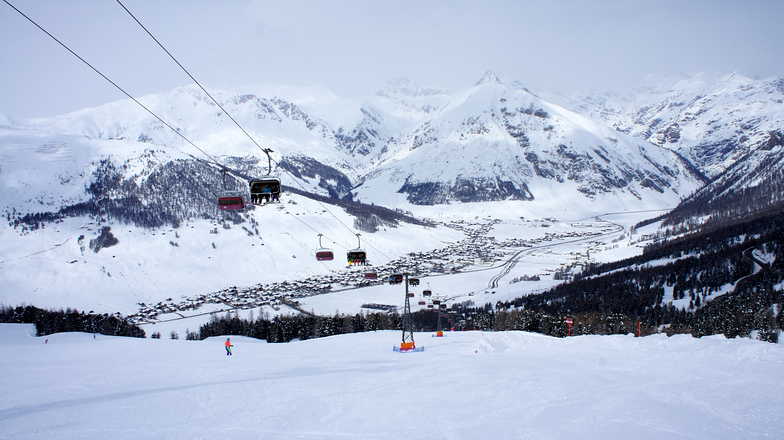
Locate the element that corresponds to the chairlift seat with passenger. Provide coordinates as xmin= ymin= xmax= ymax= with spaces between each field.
xmin=249 ymin=176 xmax=281 ymax=204
xmin=347 ymin=249 xmax=367 ymax=265
xmin=346 ymin=233 xmax=367 ymax=265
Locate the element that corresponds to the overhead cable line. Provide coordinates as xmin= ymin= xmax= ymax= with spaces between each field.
xmin=0 ymin=238 xmax=70 ymax=265
xmin=115 ymin=0 xmax=396 ymax=263
xmin=283 ymin=212 xmax=349 ymax=252
xmin=115 ymin=0 xmax=271 ymax=161
xmin=2 ymin=0 xmax=224 ymax=171
xmin=7 ymin=0 xmax=395 ymax=265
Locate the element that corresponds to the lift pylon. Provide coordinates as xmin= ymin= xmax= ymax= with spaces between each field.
xmin=394 ymin=273 xmax=423 ymax=352
xmin=434 ymin=293 xmax=445 ymax=337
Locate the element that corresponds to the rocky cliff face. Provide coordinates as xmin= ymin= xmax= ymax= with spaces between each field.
xmin=9 ymin=72 xmax=777 ymax=223
xmin=353 ymin=74 xmax=705 ymax=205
xmin=547 ymin=72 xmax=784 ymax=180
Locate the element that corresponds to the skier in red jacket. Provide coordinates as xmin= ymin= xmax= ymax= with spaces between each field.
xmin=225 ymin=338 xmax=233 ymax=356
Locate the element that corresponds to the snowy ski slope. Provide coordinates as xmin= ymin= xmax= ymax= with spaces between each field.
xmin=1 ymin=323 xmax=782 ymax=439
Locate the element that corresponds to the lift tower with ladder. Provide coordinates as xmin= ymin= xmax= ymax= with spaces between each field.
xmin=394 ymin=273 xmax=423 ymax=352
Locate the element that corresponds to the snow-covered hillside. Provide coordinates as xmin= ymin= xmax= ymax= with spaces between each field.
xmin=355 ymin=73 xmax=705 ymax=208
xmin=3 ymin=72 xmax=709 ymax=208
xmin=2 ymin=324 xmax=783 ymax=439
xmin=2 ymin=72 xmax=777 ymax=329
xmin=548 ymin=72 xmax=784 ymax=179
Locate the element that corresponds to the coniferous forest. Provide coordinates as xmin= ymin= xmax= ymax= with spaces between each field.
xmin=3 ymin=150 xmax=782 ymax=343
xmin=4 ymin=207 xmax=782 ymax=343
xmin=196 ymin=209 xmax=784 ymax=343
xmin=0 ymin=305 xmax=146 ymax=338
xmin=5 ymin=210 xmax=780 ymax=344
xmin=496 ymin=209 xmax=784 ymax=342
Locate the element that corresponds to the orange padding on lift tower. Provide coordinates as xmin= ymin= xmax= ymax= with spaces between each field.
xmin=400 ymin=342 xmax=416 ymax=350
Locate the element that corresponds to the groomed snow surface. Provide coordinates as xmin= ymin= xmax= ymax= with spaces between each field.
xmin=2 ymin=324 xmax=782 ymax=439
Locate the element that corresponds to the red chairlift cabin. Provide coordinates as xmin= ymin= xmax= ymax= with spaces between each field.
xmin=427 ymin=304 xmax=434 ymax=309
xmin=218 ymin=195 xmax=245 ymax=211
xmin=422 ymin=289 xmax=432 ymax=297
xmin=364 ymin=272 xmax=378 ymax=280
xmin=407 ymin=292 xmax=415 ymax=298
xmin=217 ymin=169 xmax=245 ymax=211
xmin=316 ymin=250 xmax=334 ymax=261
xmin=315 ymin=234 xmax=334 ymax=261
xmin=418 ymin=300 xmax=426 ymax=305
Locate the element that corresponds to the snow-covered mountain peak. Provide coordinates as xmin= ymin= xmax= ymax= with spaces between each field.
xmin=637 ymin=72 xmax=701 ymax=94
xmin=354 ymin=78 xmax=705 ymax=208
xmin=376 ymin=78 xmax=448 ymax=99
xmin=3 ymin=71 xmax=780 ymax=323
xmin=475 ymin=71 xmax=502 ymax=86
xmin=550 ymin=72 xmax=784 ymax=181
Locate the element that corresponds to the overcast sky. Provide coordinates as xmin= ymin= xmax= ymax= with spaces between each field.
xmin=1 ymin=0 xmax=782 ymax=118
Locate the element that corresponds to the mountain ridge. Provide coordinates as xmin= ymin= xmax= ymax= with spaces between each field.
xmin=1 ymin=71 xmax=781 ymax=327
xmin=2 ymin=72 xmax=711 ymax=215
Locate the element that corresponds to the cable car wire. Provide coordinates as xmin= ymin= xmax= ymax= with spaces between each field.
xmin=115 ymin=0 xmax=396 ymax=262
xmin=0 ymin=238 xmax=70 ymax=265
xmin=7 ymin=0 xmax=395 ymax=265
xmin=115 ymin=0 xmax=270 ymax=162
xmin=283 ymin=212 xmax=349 ymax=252
xmin=2 ymin=0 xmax=226 ymax=172
xmin=4 ymin=0 xmax=349 ymax=258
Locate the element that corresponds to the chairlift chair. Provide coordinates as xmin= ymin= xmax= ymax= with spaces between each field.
xmin=389 ymin=274 xmax=404 ymax=285
xmin=249 ymin=176 xmax=281 ymax=204
xmin=316 ymin=250 xmax=334 ymax=261
xmin=249 ymin=147 xmax=281 ymax=205
xmin=217 ymin=168 xmax=245 ymax=211
xmin=218 ymin=194 xmax=245 ymax=211
xmin=347 ymin=249 xmax=367 ymax=265
xmin=315 ymin=234 xmax=334 ymax=261
xmin=346 ymin=233 xmax=367 ymax=265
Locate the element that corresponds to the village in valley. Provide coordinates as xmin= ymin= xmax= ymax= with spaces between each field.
xmin=129 ymin=215 xmax=628 ymax=331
